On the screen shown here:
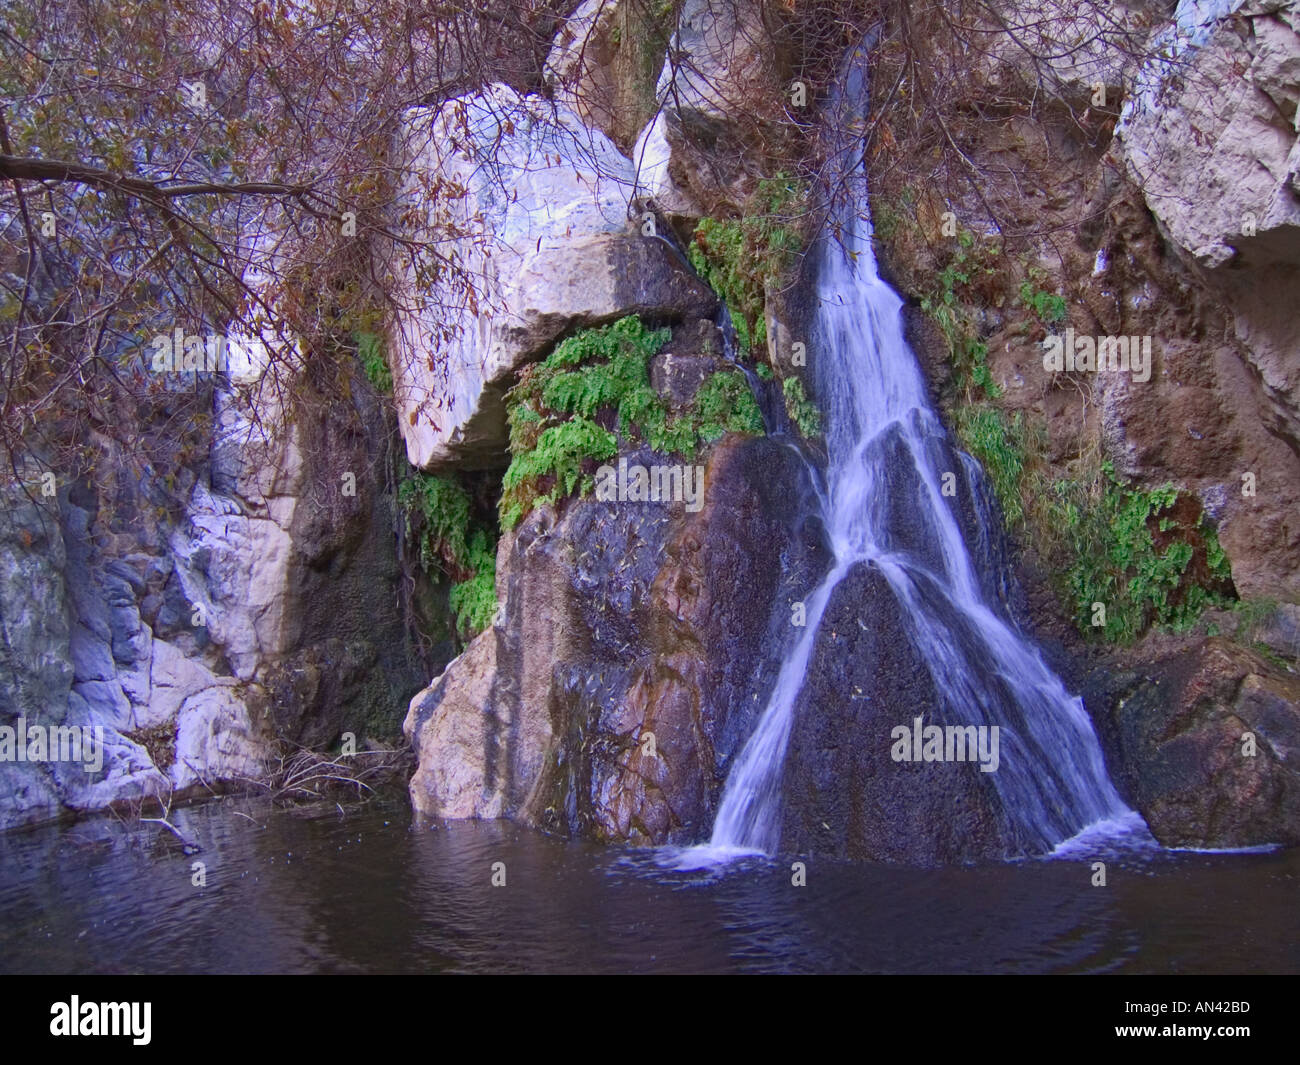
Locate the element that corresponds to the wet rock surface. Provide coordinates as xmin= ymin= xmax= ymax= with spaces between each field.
xmin=406 ymin=434 xmax=828 ymax=843
xmin=781 ymin=561 xmax=1008 ymax=864
xmin=1088 ymin=636 xmax=1300 ymax=847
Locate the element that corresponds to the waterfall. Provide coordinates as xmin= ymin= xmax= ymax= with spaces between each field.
xmin=701 ymin=50 xmax=1133 ymax=861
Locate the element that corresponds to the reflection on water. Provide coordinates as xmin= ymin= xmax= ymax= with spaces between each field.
xmin=0 ymin=795 xmax=1295 ymax=974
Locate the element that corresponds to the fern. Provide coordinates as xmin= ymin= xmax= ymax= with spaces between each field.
xmin=688 ymin=173 xmax=807 ymax=355
xmin=399 ymin=470 xmax=498 ymax=640
xmin=500 ymin=316 xmax=768 ymax=529
xmin=500 ymin=417 xmax=617 ymax=530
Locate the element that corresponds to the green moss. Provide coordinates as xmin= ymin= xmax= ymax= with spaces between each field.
xmin=355 ymin=330 xmax=392 ymax=393
xmin=398 ymin=471 xmax=497 ymax=641
xmin=500 ymin=315 xmax=765 ymax=530
xmin=398 ymin=473 xmax=471 ymax=572
xmin=696 ymin=371 xmax=765 ymax=441
xmin=688 ymin=173 xmax=807 ymax=355
xmin=1232 ymin=597 xmax=1280 ymax=637
xmin=782 ymin=377 xmax=821 ymax=439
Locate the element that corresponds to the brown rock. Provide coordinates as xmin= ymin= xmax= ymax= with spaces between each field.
xmin=1089 ymin=637 xmax=1300 ymax=847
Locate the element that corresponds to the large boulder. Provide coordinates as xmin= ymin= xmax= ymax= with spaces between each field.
xmin=1089 ymin=636 xmax=1300 ymax=847
xmin=0 ymin=258 xmax=426 ymax=832
xmin=405 ymin=432 xmax=829 ymax=842
xmin=388 ymin=84 xmax=717 ymax=471
xmin=1118 ymin=0 xmax=1300 ymax=269
xmin=974 ymin=0 xmax=1153 ymax=106
xmin=631 ymin=0 xmax=786 ymax=218
xmin=781 ymin=562 xmax=1009 ymax=864
xmin=543 ymin=0 xmax=671 ymax=150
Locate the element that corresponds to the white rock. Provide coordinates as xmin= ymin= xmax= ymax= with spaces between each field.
xmin=171 ymin=685 xmax=269 ymax=791
xmin=388 ymin=84 xmax=715 ymax=470
xmin=51 ymin=700 xmax=168 ymax=812
xmin=143 ymin=638 xmax=219 ymax=729
xmin=1118 ymin=0 xmax=1300 ymax=264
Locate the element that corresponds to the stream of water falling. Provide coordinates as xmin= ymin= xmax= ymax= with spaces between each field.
xmin=695 ymin=52 xmax=1139 ymax=863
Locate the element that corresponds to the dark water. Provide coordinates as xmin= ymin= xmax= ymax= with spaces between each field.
xmin=0 ymin=795 xmax=1296 ymax=974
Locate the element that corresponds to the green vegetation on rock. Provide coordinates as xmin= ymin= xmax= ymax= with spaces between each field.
xmin=399 ymin=471 xmax=497 ymax=640
xmin=500 ymin=315 xmax=764 ymax=530
xmin=955 ymin=406 xmax=1025 ymax=527
xmin=1049 ymin=463 xmax=1235 ymax=643
xmin=954 ymin=405 xmax=1236 ymax=644
xmin=688 ymin=173 xmax=807 ymax=355
xmin=917 ymin=228 xmax=1003 ymax=401
xmin=447 ymin=527 xmax=499 ymax=637
xmin=879 ymin=196 xmax=1236 ymax=645
xmin=782 ymin=377 xmax=822 ymax=439
xmin=1018 ymin=280 xmax=1067 ymax=326
xmin=355 ymin=331 xmax=392 ymax=393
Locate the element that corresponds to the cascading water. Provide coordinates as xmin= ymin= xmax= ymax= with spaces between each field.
xmin=701 ymin=47 xmax=1135 ymax=861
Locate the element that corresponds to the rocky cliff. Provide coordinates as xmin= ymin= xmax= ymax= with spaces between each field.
xmin=4 ymin=0 xmax=1299 ymax=859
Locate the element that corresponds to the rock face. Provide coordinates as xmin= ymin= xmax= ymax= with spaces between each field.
xmin=0 ymin=494 xmax=80 ymax=825
xmin=542 ymin=1 xmax=788 ymax=221
xmin=977 ymin=0 xmax=1151 ymax=105
xmin=631 ymin=0 xmax=785 ymax=218
xmin=876 ymin=0 xmax=1300 ymax=607
xmin=1090 ymin=637 xmax=1300 ymax=847
xmin=544 ymin=0 xmax=668 ymax=149
xmin=653 ymin=0 xmax=778 ymax=122
xmin=781 ymin=563 xmax=1008 ymax=864
xmin=0 ymin=325 xmax=425 ymax=830
xmin=388 ymin=84 xmax=717 ymax=471
xmin=405 ymin=433 xmax=829 ymax=843
xmin=1118 ymin=0 xmax=1300 ymax=269
xmin=1102 ymin=0 xmax=1300 ymax=600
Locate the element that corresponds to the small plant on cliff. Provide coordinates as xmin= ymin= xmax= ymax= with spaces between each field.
xmin=1018 ymin=278 xmax=1067 ymax=325
xmin=918 ymin=229 xmax=1003 ymax=401
xmin=782 ymin=377 xmax=822 ymax=438
xmin=355 ymin=331 xmax=392 ymax=394
xmin=398 ymin=471 xmax=497 ymax=640
xmin=1044 ymin=464 xmax=1235 ymax=643
xmin=688 ymin=173 xmax=808 ymax=355
xmin=500 ymin=316 xmax=764 ymax=530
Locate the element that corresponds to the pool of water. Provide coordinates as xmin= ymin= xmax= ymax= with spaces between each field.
xmin=0 ymin=795 xmax=1296 ymax=974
